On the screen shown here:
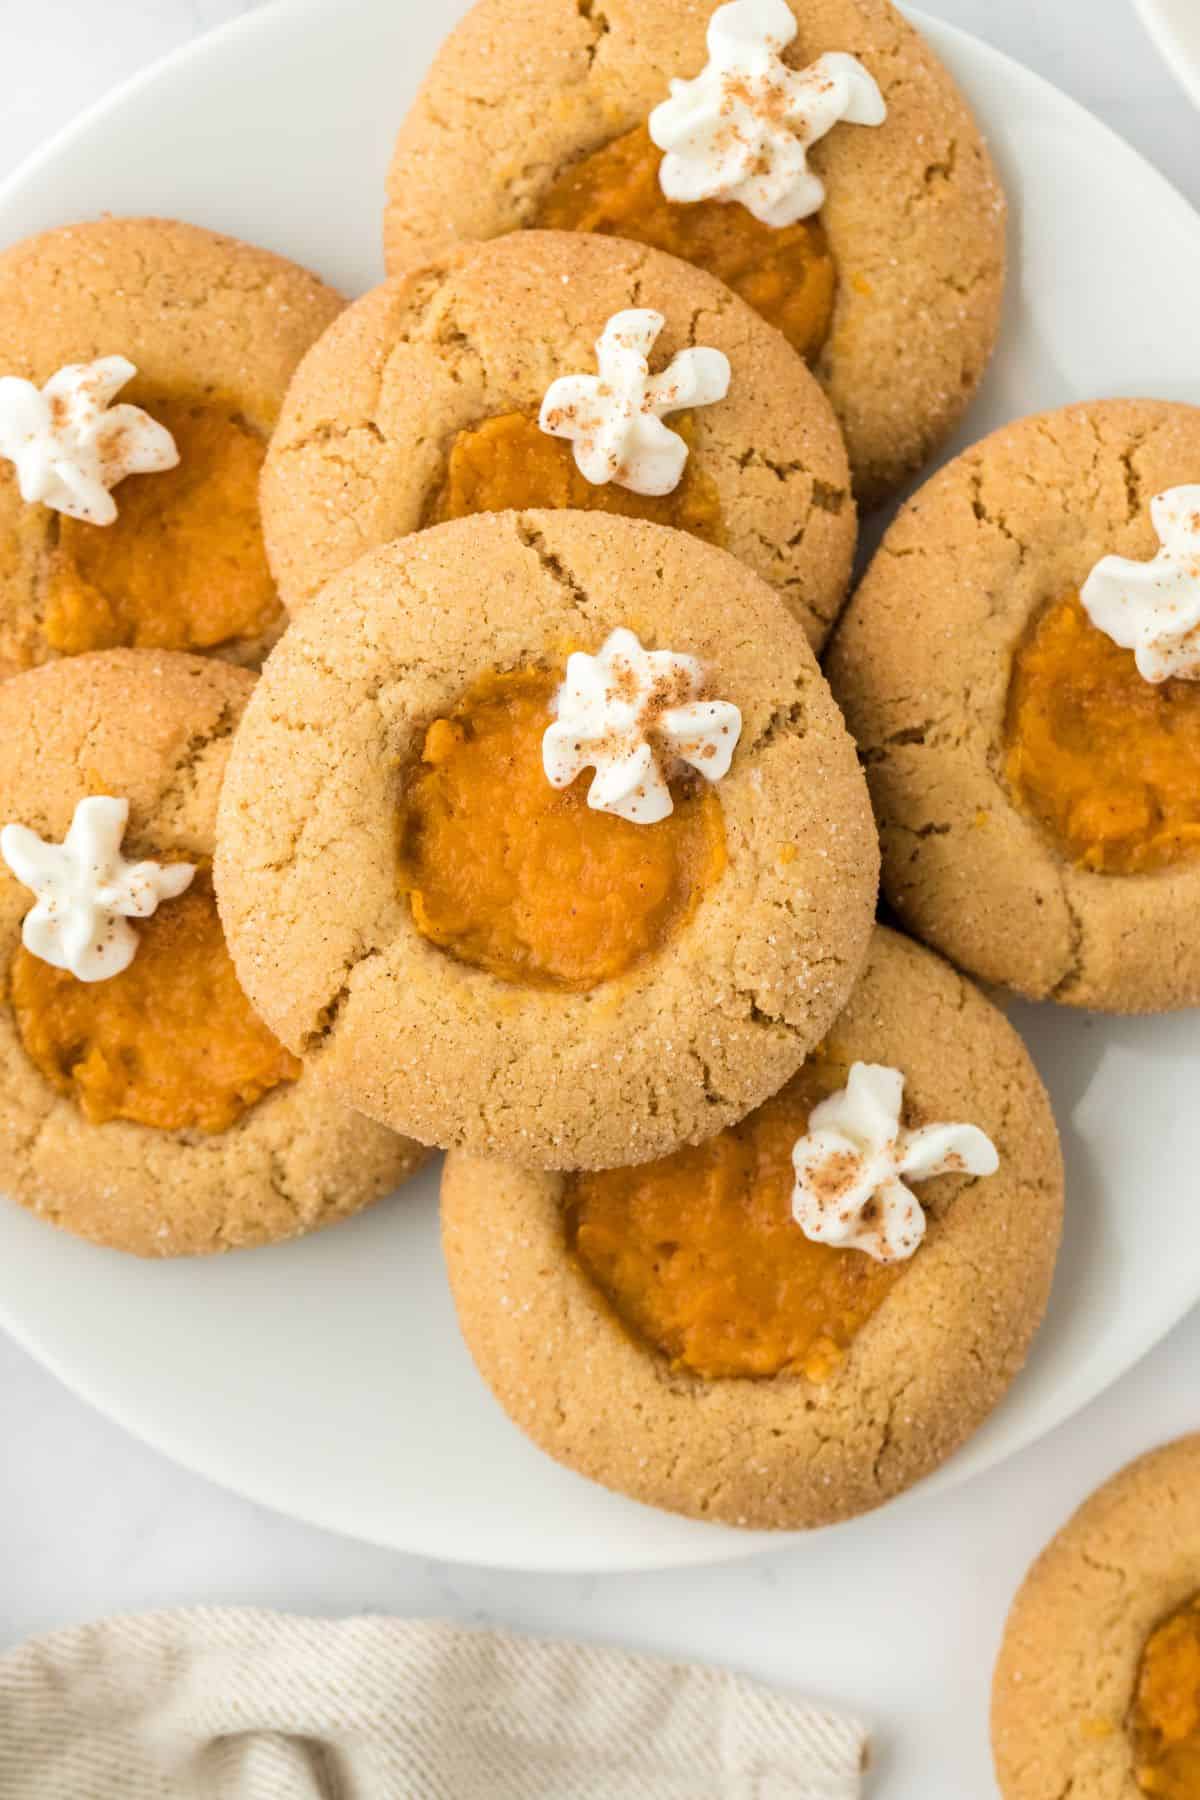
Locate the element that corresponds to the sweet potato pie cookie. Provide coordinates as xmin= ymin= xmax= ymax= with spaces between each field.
xmin=441 ymin=925 xmax=1062 ymax=1529
xmin=0 ymin=215 xmax=342 ymax=678
xmin=215 ymin=510 xmax=879 ymax=1168
xmin=384 ymin=0 xmax=1006 ymax=504
xmin=828 ymin=400 xmax=1200 ymax=1013
xmin=0 ymin=649 xmax=425 ymax=1256
xmin=993 ymin=1434 xmax=1200 ymax=1799
xmin=261 ymin=230 xmax=855 ymax=649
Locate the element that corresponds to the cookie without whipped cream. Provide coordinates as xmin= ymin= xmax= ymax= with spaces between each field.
xmin=993 ymin=1434 xmax=1200 ymax=1799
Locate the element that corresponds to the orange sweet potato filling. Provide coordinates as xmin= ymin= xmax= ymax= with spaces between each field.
xmin=44 ymin=396 xmax=282 ymax=655
xmin=1129 ymin=1595 xmax=1200 ymax=1797
xmin=535 ymin=123 xmax=836 ymax=362
xmin=10 ymin=872 xmax=300 ymax=1133
xmin=426 ymin=411 xmax=724 ymax=544
xmin=1006 ymin=592 xmax=1200 ymax=874
xmin=396 ymin=667 xmax=725 ymax=991
xmin=566 ymin=1058 xmax=906 ymax=1381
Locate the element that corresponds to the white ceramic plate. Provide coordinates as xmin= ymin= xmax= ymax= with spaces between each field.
xmin=1134 ymin=0 xmax=1200 ymax=110
xmin=0 ymin=0 xmax=1198 ymax=1574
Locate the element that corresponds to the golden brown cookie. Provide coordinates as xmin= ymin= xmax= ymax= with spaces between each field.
xmin=215 ymin=510 xmax=879 ymax=1169
xmin=262 ymin=230 xmax=855 ymax=649
xmin=383 ymin=0 xmax=1006 ymax=505
xmin=0 ymin=650 xmax=426 ymax=1256
xmin=441 ymin=925 xmax=1062 ymax=1528
xmin=993 ymin=1434 xmax=1200 ymax=1799
xmin=0 ymin=216 xmax=343 ymax=677
xmin=827 ymin=400 xmax=1200 ymax=1014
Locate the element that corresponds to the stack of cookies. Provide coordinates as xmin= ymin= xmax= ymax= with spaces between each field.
xmin=3 ymin=0 xmax=1194 ymax=1610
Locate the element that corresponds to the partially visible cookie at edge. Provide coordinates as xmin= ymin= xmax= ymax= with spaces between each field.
xmin=0 ymin=216 xmax=342 ymax=677
xmin=0 ymin=649 xmax=426 ymax=1256
xmin=993 ymin=1434 xmax=1200 ymax=1799
xmin=827 ymin=399 xmax=1200 ymax=1013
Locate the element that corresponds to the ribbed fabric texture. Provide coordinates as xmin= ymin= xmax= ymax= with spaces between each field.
xmin=0 ymin=1608 xmax=867 ymax=1798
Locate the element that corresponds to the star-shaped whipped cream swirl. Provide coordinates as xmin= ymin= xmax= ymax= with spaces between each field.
xmin=0 ymin=355 xmax=179 ymax=525
xmin=538 ymin=309 xmax=730 ymax=497
xmin=648 ymin=0 xmax=886 ymax=228
xmin=790 ymin=1062 xmax=999 ymax=1264
xmin=1 ymin=796 xmax=195 ymax=982
xmin=1080 ymin=485 xmax=1200 ymax=682
xmin=542 ymin=627 xmax=742 ymax=825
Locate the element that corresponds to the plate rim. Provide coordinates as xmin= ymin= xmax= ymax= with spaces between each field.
xmin=0 ymin=0 xmax=1198 ymax=1572
xmin=0 ymin=0 xmax=311 ymax=220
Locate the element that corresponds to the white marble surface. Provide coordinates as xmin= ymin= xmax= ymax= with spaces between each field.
xmin=0 ymin=4 xmax=1198 ymax=1795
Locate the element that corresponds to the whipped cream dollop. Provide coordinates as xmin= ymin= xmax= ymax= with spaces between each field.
xmin=1080 ymin=485 xmax=1200 ymax=682
xmin=0 ymin=355 xmax=178 ymax=525
xmin=542 ymin=627 xmax=742 ymax=825
xmin=1 ymin=796 xmax=195 ymax=982
xmin=538 ymin=309 xmax=730 ymax=497
xmin=648 ymin=0 xmax=886 ymax=228
xmin=790 ymin=1062 xmax=999 ymax=1264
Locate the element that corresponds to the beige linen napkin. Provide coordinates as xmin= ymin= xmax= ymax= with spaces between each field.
xmin=0 ymin=1607 xmax=867 ymax=1799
